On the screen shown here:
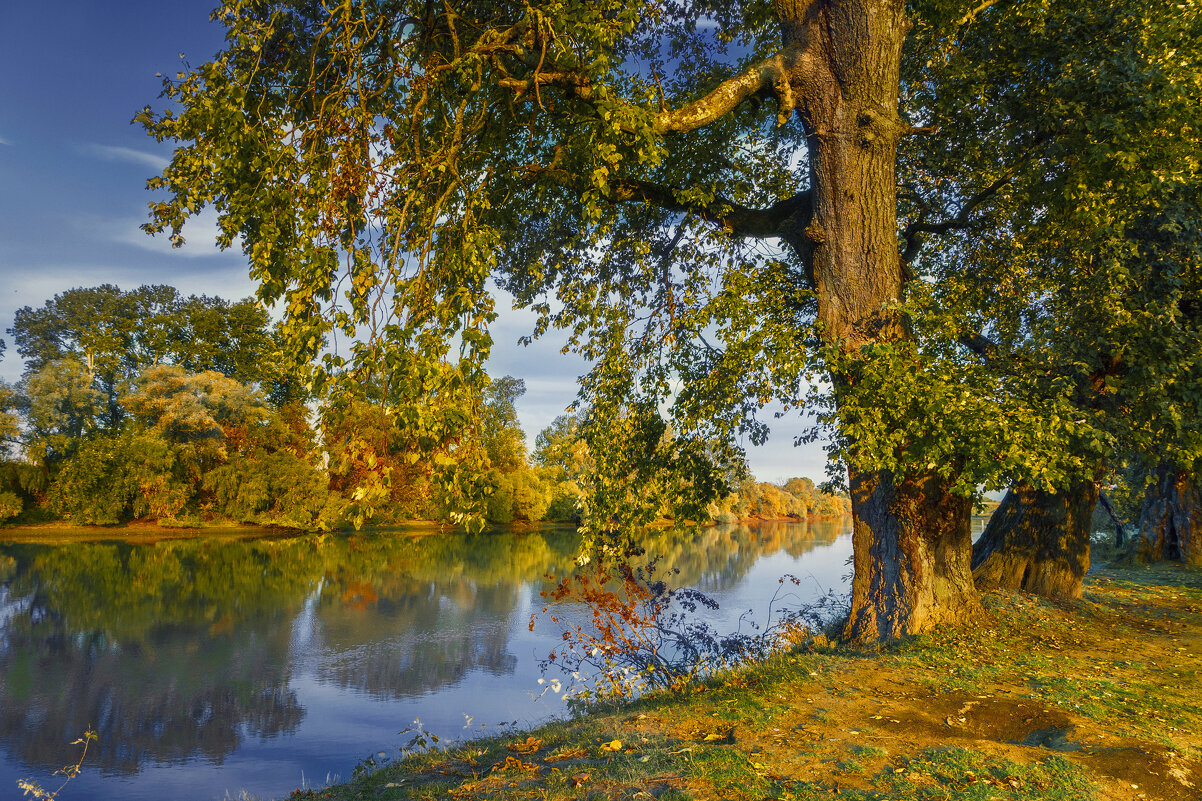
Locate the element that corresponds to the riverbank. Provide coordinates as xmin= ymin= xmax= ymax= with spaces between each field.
xmin=0 ymin=514 xmax=854 ymax=543
xmin=0 ymin=517 xmax=477 ymax=543
xmin=0 ymin=519 xmax=311 ymax=544
xmin=290 ymin=558 xmax=1202 ymax=801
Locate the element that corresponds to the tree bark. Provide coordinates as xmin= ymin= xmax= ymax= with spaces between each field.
xmin=774 ymin=0 xmax=979 ymax=639
xmin=1138 ymin=465 xmax=1202 ymax=564
xmin=786 ymin=0 xmax=910 ymax=351
xmin=971 ymin=480 xmax=1098 ymax=600
xmin=843 ymin=470 xmax=978 ymax=641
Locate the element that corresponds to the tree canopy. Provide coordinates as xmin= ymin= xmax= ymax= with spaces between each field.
xmin=905 ymin=0 xmax=1202 ymax=480
xmin=8 ymin=284 xmax=285 ymax=409
xmin=138 ymin=0 xmax=1201 ymax=638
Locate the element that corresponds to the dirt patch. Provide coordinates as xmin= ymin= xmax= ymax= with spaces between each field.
xmin=917 ymin=693 xmax=1076 ymax=745
xmin=728 ymin=666 xmax=1202 ymax=801
xmin=840 ymin=686 xmax=1202 ymax=799
xmin=1074 ymin=744 xmax=1202 ymax=800
xmin=932 ymin=696 xmax=1202 ymax=800
xmin=670 ymin=720 xmax=737 ymax=744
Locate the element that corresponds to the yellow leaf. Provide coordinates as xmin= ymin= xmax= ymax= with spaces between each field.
xmin=508 ymin=736 xmax=543 ymax=754
xmin=600 ymin=739 xmax=623 ymax=752
xmin=703 ymin=733 xmax=724 ymax=742
xmin=543 ymin=747 xmax=588 ymax=762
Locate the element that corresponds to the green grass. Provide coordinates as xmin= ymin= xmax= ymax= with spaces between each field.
xmin=883 ymin=748 xmax=1095 ymax=800
xmin=848 ymin=745 xmax=886 ymax=759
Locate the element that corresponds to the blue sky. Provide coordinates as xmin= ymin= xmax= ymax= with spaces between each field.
xmin=0 ymin=1 xmax=826 ymax=483
xmin=0 ymin=2 xmax=249 ymax=362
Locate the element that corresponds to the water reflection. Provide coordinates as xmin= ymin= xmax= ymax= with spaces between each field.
xmin=638 ymin=520 xmax=842 ymax=593
xmin=0 ymin=520 xmax=850 ymax=798
xmin=310 ymin=580 xmax=523 ymax=699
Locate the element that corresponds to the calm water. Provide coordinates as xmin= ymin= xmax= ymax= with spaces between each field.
xmin=0 ymin=519 xmax=982 ymax=800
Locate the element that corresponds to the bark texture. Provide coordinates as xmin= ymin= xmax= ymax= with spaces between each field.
xmin=773 ymin=0 xmax=977 ymax=639
xmin=971 ymin=480 xmax=1098 ymax=600
xmin=843 ymin=470 xmax=979 ymax=642
xmin=1138 ymin=465 xmax=1202 ymax=564
xmin=780 ymin=0 xmax=910 ymax=349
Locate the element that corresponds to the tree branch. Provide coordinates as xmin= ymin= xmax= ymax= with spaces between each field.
xmin=652 ymin=49 xmax=802 ymax=132
xmin=497 ymin=70 xmax=594 ymax=99
xmin=1097 ymin=490 xmax=1129 ymax=546
xmin=498 ymin=47 xmax=803 ymax=133
xmin=514 ymin=156 xmax=812 ymax=241
xmin=957 ymin=0 xmax=1006 ymax=30
xmin=610 ymin=179 xmax=812 ymax=240
xmin=901 ymin=175 xmax=1011 ymax=263
xmin=958 ymin=330 xmax=1000 ymax=362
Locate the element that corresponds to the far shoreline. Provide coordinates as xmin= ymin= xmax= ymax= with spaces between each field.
xmin=0 ymin=514 xmax=858 ymax=544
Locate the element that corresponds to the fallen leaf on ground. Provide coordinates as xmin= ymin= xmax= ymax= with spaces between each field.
xmin=492 ymin=756 xmax=540 ymax=775
xmin=508 ymin=736 xmax=543 ymax=754
xmin=543 ymin=747 xmax=588 ymax=762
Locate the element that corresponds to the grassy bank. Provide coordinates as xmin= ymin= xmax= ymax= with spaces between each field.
xmin=0 ymin=519 xmax=310 ymax=544
xmin=0 ymin=518 xmax=458 ymax=544
xmin=0 ymin=515 xmax=849 ymax=545
xmin=289 ymin=558 xmax=1202 ymax=801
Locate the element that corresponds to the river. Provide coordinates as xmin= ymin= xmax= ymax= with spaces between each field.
xmin=0 ymin=518 xmax=983 ymax=800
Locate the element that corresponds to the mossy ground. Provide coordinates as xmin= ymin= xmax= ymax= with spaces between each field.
xmin=289 ymin=559 xmax=1202 ymax=801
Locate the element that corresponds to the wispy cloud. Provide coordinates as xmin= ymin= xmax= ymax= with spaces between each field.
xmin=0 ymin=135 xmax=12 ymax=146
xmin=82 ymin=143 xmax=169 ymax=171
xmin=98 ymin=207 xmax=240 ymax=258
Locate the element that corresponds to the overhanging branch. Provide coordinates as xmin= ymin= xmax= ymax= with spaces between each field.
xmin=610 ymin=179 xmax=812 ymax=240
xmin=902 ymin=175 xmax=1011 ymax=263
xmin=959 ymin=330 xmax=1000 ymax=362
xmin=652 ymin=49 xmax=802 ymax=132
xmin=498 ymin=47 xmax=804 ymax=134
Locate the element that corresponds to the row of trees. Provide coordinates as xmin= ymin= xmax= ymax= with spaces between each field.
xmin=0 ymin=285 xmax=329 ymax=526
xmin=0 ymin=286 xmax=848 ymax=528
xmin=135 ymin=0 xmax=1201 ymax=641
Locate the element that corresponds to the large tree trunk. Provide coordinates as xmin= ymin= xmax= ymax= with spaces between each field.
xmin=1139 ymin=465 xmax=1202 ymax=564
xmin=971 ymin=480 xmax=1098 ymax=600
xmin=843 ymin=470 xmax=978 ymax=641
xmin=778 ymin=0 xmax=978 ymax=639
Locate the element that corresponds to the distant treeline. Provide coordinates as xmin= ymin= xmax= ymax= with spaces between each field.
xmin=0 ymin=285 xmax=848 ymax=529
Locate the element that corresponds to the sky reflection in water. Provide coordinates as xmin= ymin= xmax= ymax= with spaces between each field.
xmin=0 ymin=520 xmax=887 ymax=800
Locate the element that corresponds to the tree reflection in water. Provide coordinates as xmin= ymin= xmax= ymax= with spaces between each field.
xmin=0 ymin=520 xmax=847 ymax=779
